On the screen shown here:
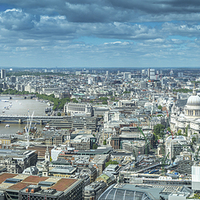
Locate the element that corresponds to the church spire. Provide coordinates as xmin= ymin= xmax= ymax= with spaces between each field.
xmin=45 ymin=146 xmax=50 ymax=162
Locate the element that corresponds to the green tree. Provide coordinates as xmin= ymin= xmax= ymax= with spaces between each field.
xmin=92 ymin=144 xmax=98 ymax=149
xmin=102 ymin=101 xmax=108 ymax=105
xmin=57 ymin=112 xmax=61 ymax=116
xmin=177 ymin=130 xmax=182 ymax=135
xmin=103 ymin=140 xmax=106 ymax=145
xmin=192 ymin=137 xmax=197 ymax=145
xmin=154 ymin=124 xmax=165 ymax=137
xmin=105 ymin=160 xmax=119 ymax=168
xmin=153 ymin=133 xmax=159 ymax=146
xmin=158 ymin=105 xmax=162 ymax=110
xmin=72 ymin=98 xmax=78 ymax=103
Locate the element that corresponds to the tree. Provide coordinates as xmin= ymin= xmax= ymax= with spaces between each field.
xmin=158 ymin=105 xmax=162 ymax=110
xmin=92 ymin=144 xmax=98 ymax=149
xmin=102 ymin=101 xmax=108 ymax=105
xmin=105 ymin=160 xmax=118 ymax=168
xmin=192 ymin=137 xmax=197 ymax=145
xmin=167 ymin=127 xmax=171 ymax=132
xmin=103 ymin=140 xmax=106 ymax=145
xmin=154 ymin=124 xmax=165 ymax=137
xmin=177 ymin=130 xmax=182 ymax=135
xmin=153 ymin=133 xmax=158 ymax=146
xmin=57 ymin=112 xmax=61 ymax=116
xmin=185 ymin=125 xmax=189 ymax=136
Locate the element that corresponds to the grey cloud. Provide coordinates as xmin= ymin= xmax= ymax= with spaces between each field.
xmin=0 ymin=9 xmax=37 ymax=30
xmin=162 ymin=23 xmax=200 ymax=37
xmin=2 ymin=0 xmax=200 ymax=23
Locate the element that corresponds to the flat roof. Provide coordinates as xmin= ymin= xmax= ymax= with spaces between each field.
xmin=0 ymin=173 xmax=17 ymax=184
xmin=0 ymin=173 xmax=80 ymax=193
xmin=77 ymin=148 xmax=112 ymax=155
xmin=22 ymin=176 xmax=48 ymax=184
xmin=8 ymin=182 xmax=36 ymax=191
xmin=50 ymin=178 xmax=77 ymax=191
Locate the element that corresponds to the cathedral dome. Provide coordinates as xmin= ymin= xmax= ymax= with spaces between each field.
xmin=187 ymin=95 xmax=200 ymax=106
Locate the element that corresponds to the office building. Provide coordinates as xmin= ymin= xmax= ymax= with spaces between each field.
xmin=64 ymin=103 xmax=92 ymax=116
xmin=0 ymin=149 xmax=37 ymax=173
xmin=192 ymin=162 xmax=200 ymax=191
xmin=84 ymin=181 xmax=107 ymax=200
xmin=0 ymin=173 xmax=84 ymax=200
xmin=148 ymin=68 xmax=156 ymax=80
xmin=1 ymin=69 xmax=6 ymax=79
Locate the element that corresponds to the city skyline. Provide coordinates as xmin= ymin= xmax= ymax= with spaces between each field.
xmin=0 ymin=1 xmax=200 ymax=68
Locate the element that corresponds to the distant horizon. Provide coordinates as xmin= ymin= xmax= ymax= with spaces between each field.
xmin=1 ymin=66 xmax=200 ymax=71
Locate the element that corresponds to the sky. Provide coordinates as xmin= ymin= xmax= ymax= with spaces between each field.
xmin=0 ymin=0 xmax=200 ymax=69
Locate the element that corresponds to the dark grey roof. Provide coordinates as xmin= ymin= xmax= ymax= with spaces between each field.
xmin=176 ymin=99 xmax=187 ymax=108
xmin=77 ymin=147 xmax=112 ymax=155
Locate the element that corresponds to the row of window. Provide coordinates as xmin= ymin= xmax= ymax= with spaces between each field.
xmin=187 ymin=110 xmax=200 ymax=116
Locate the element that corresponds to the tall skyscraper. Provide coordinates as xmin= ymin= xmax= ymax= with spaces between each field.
xmin=148 ymin=68 xmax=156 ymax=80
xmin=1 ymin=69 xmax=6 ymax=79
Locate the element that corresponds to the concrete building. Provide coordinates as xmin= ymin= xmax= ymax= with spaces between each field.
xmin=51 ymin=145 xmax=67 ymax=161
xmin=123 ymin=72 xmax=131 ymax=80
xmin=64 ymin=102 xmax=92 ymax=116
xmin=0 ymin=149 xmax=37 ymax=173
xmin=49 ymin=166 xmax=77 ymax=178
xmin=170 ymin=92 xmax=200 ymax=136
xmin=148 ymin=68 xmax=156 ymax=80
xmin=93 ymin=107 xmax=109 ymax=117
xmin=192 ymin=162 xmax=200 ymax=191
xmin=165 ymin=136 xmax=188 ymax=160
xmin=0 ymin=173 xmax=84 ymax=200
xmin=84 ymin=181 xmax=107 ymax=200
xmin=80 ymin=167 xmax=97 ymax=183
xmin=70 ymin=134 xmax=96 ymax=150
xmin=90 ymin=154 xmax=110 ymax=176
xmin=50 ymin=116 xmax=97 ymax=131
xmin=103 ymin=164 xmax=120 ymax=176
xmin=1 ymin=69 xmax=6 ymax=79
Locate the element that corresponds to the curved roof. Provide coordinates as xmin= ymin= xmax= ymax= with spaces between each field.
xmin=98 ymin=184 xmax=166 ymax=200
xmin=187 ymin=95 xmax=200 ymax=107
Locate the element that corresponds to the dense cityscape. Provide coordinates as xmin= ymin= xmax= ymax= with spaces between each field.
xmin=0 ymin=67 xmax=199 ymax=199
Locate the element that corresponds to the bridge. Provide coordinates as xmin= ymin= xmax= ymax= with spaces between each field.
xmin=0 ymin=115 xmax=63 ymax=124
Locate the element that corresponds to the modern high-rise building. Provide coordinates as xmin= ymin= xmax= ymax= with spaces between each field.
xmin=148 ymin=68 xmax=156 ymax=80
xmin=1 ymin=69 xmax=6 ymax=79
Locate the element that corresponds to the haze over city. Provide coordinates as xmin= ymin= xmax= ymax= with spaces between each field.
xmin=0 ymin=0 xmax=200 ymax=68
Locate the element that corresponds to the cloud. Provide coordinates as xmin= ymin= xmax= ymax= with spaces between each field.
xmin=1 ymin=0 xmax=200 ymax=23
xmin=0 ymin=0 xmax=200 ymax=68
xmin=162 ymin=22 xmax=200 ymax=37
xmin=0 ymin=8 xmax=37 ymax=31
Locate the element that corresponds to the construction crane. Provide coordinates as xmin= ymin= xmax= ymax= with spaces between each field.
xmin=137 ymin=126 xmax=149 ymax=155
xmin=161 ymin=152 xmax=170 ymax=174
xmin=25 ymin=111 xmax=34 ymax=149
xmin=194 ymin=146 xmax=200 ymax=161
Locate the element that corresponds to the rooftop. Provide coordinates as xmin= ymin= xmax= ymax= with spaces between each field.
xmin=50 ymin=178 xmax=77 ymax=191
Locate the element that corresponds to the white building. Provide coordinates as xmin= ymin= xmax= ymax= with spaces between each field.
xmin=170 ymin=92 xmax=200 ymax=136
xmin=192 ymin=163 xmax=200 ymax=191
xmin=64 ymin=102 xmax=92 ymax=116
xmin=1 ymin=69 xmax=6 ymax=79
xmin=123 ymin=72 xmax=131 ymax=80
xmin=51 ymin=145 xmax=66 ymax=161
xmin=148 ymin=68 xmax=156 ymax=80
xmin=165 ymin=136 xmax=187 ymax=160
